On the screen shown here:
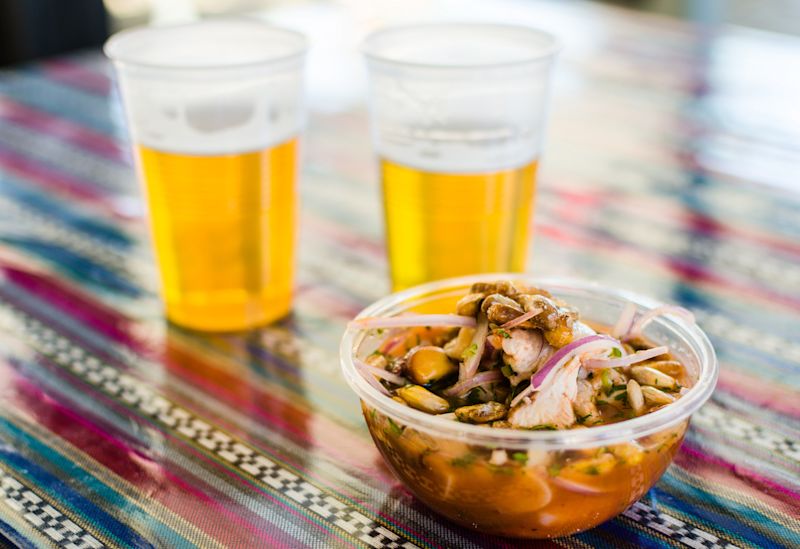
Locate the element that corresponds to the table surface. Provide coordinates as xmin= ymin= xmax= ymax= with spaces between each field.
xmin=0 ymin=2 xmax=799 ymax=548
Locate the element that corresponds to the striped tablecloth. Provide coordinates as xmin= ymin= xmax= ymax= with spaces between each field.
xmin=0 ymin=4 xmax=798 ymax=549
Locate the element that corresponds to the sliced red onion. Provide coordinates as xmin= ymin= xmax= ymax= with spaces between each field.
xmin=459 ymin=313 xmax=489 ymax=380
xmin=500 ymin=307 xmax=543 ymax=329
xmin=611 ymin=302 xmax=637 ymax=339
xmin=583 ymin=345 xmax=669 ymax=369
xmin=624 ymin=306 xmax=694 ymax=342
xmin=354 ymin=358 xmax=406 ymax=386
xmin=551 ymin=476 xmax=610 ymax=494
xmin=355 ymin=361 xmax=391 ymax=396
xmin=443 ymin=370 xmax=503 ymax=397
xmin=510 ymin=335 xmax=624 ymax=408
xmin=349 ymin=314 xmax=476 ymax=330
xmin=379 ymin=333 xmax=406 ymax=355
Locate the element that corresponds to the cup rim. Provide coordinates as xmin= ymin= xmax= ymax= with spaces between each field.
xmin=104 ymin=18 xmax=308 ymax=72
xmin=340 ymin=274 xmax=718 ymax=449
xmin=361 ymin=22 xmax=561 ymax=71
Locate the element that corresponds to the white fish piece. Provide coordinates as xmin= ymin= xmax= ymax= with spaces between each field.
xmin=509 ymin=356 xmax=582 ymax=429
xmin=501 ymin=328 xmax=553 ymax=384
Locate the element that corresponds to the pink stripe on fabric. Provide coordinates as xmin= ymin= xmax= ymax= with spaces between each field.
xmin=678 ymin=443 xmax=800 ymax=503
xmin=1 ymin=265 xmax=140 ymax=349
xmin=0 ymin=97 xmax=123 ymax=161
xmin=39 ymin=59 xmax=112 ymax=96
xmin=0 ymin=148 xmax=120 ymax=215
xmin=9 ymin=373 xmax=287 ymax=548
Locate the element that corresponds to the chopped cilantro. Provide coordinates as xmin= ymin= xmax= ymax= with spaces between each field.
xmin=386 ymin=418 xmax=404 ymax=436
xmin=610 ymin=347 xmax=623 ymax=358
xmin=487 ymin=464 xmax=516 ymax=475
xmin=369 ymin=349 xmax=385 ymax=357
xmin=500 ymin=364 xmax=514 ymax=377
xmin=496 ymin=329 xmax=512 ymax=339
xmin=511 ymin=452 xmax=528 ymax=464
xmin=601 ymin=370 xmax=612 ymax=394
xmin=547 ymin=463 xmax=563 ymax=477
xmin=528 ymin=424 xmax=557 ymax=431
xmin=577 ymin=413 xmax=592 ymax=424
xmin=583 ymin=465 xmax=600 ymax=475
xmin=610 ymin=384 xmax=628 ymax=392
xmin=461 ymin=343 xmax=478 ymax=360
xmin=451 ymin=453 xmax=476 ymax=467
xmin=614 ymin=392 xmax=629 ymax=402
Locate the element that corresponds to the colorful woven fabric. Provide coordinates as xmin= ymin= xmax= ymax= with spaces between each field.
xmin=0 ymin=5 xmax=798 ymax=549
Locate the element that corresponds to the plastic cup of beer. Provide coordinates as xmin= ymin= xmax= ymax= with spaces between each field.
xmin=362 ymin=23 xmax=559 ymax=290
xmin=105 ymin=20 xmax=307 ymax=331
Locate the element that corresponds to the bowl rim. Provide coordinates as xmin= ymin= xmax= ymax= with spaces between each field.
xmin=340 ymin=274 xmax=718 ymax=449
xmin=361 ymin=22 xmax=561 ymax=71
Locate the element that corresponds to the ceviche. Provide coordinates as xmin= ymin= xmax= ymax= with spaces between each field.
xmin=343 ymin=280 xmax=712 ymax=538
xmin=351 ymin=280 xmax=693 ymax=430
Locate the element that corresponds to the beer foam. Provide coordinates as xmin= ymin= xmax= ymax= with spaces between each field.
xmin=120 ymin=73 xmax=304 ymax=154
xmin=108 ymin=21 xmax=306 ymax=155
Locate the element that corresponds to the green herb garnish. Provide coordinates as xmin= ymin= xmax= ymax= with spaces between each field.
xmin=500 ymin=364 xmax=514 ymax=377
xmin=511 ymin=452 xmax=528 ymax=464
xmin=451 ymin=453 xmax=477 ymax=467
xmin=528 ymin=424 xmax=557 ymax=431
xmin=496 ymin=329 xmax=511 ymax=339
xmin=386 ymin=418 xmax=404 ymax=436
xmin=610 ymin=347 xmax=623 ymax=358
xmin=583 ymin=465 xmax=600 ymax=475
xmin=577 ymin=413 xmax=592 ymax=424
xmin=601 ymin=370 xmax=612 ymax=394
xmin=461 ymin=343 xmax=478 ymax=360
xmin=547 ymin=463 xmax=562 ymax=477
xmin=487 ymin=464 xmax=516 ymax=475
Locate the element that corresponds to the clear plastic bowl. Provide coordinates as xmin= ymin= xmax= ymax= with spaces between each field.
xmin=340 ymin=274 xmax=718 ymax=538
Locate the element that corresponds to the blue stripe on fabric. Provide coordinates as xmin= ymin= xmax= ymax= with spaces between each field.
xmin=590 ymin=516 xmax=671 ymax=548
xmin=0 ymin=418 xmax=192 ymax=549
xmin=650 ymin=487 xmax=782 ymax=549
xmin=0 ymin=236 xmax=142 ymax=297
xmin=0 ymin=437 xmax=153 ymax=548
xmin=0 ymin=176 xmax=133 ymax=248
xmin=0 ymin=70 xmax=117 ymax=135
xmin=659 ymin=474 xmax=800 ymax=546
xmin=0 ymin=518 xmax=39 ymax=549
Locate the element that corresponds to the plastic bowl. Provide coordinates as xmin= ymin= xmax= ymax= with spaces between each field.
xmin=340 ymin=274 xmax=717 ymax=538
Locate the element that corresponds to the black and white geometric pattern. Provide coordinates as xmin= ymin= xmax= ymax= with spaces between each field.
xmin=694 ymin=404 xmax=800 ymax=462
xmin=693 ymin=310 xmax=800 ymax=365
xmin=0 ymin=465 xmax=104 ymax=548
xmin=623 ymin=501 xmax=740 ymax=549
xmin=1 ymin=301 xmax=421 ymax=549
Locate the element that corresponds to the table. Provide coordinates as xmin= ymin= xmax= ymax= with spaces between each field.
xmin=0 ymin=2 xmax=798 ymax=548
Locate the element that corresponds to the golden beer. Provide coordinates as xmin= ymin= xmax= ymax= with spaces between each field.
xmin=381 ymin=158 xmax=538 ymax=290
xmin=137 ymin=138 xmax=297 ymax=331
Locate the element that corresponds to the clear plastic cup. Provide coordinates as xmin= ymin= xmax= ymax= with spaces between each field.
xmin=362 ymin=24 xmax=560 ymax=290
xmin=340 ymin=274 xmax=718 ymax=538
xmin=105 ymin=20 xmax=307 ymax=331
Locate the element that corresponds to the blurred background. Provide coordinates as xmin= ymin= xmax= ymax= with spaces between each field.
xmin=1 ymin=0 xmax=799 ymax=196
xmin=2 ymin=0 xmax=800 ymax=67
